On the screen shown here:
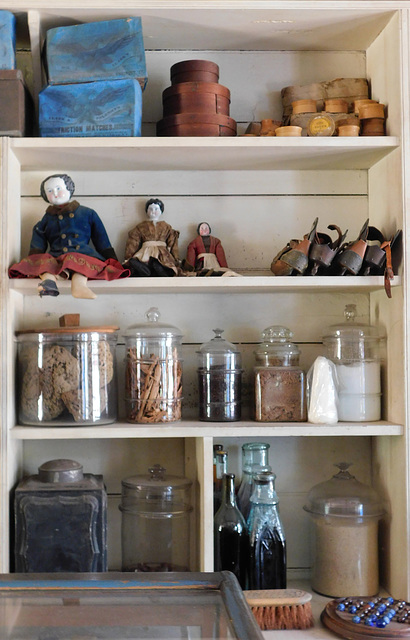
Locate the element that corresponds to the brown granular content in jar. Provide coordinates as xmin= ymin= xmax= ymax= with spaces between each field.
xmin=255 ymin=368 xmax=306 ymax=422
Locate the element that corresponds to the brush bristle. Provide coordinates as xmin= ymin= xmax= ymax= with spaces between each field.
xmin=251 ymin=602 xmax=314 ymax=631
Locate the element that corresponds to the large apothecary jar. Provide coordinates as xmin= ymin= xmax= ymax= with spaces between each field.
xmin=303 ymin=463 xmax=384 ymax=597
xmin=322 ymin=304 xmax=385 ymax=421
xmin=197 ymin=328 xmax=242 ymax=421
xmin=124 ymin=307 xmax=183 ymax=423
xmin=254 ymin=325 xmax=306 ymax=422
xmin=119 ymin=464 xmax=192 ymax=572
xmin=16 ymin=314 xmax=118 ymax=426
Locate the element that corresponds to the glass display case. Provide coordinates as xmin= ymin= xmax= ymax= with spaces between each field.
xmin=0 ymin=572 xmax=263 ymax=640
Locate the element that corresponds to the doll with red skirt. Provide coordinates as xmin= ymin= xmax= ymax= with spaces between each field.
xmin=8 ymin=173 xmax=129 ymax=298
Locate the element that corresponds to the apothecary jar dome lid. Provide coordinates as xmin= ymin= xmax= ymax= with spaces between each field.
xmin=303 ymin=462 xmax=384 ymax=518
xmin=123 ymin=307 xmax=183 ymax=340
xmin=197 ymin=328 xmax=242 ymax=369
xmin=322 ymin=304 xmax=385 ymax=344
xmin=254 ymin=325 xmax=300 ymax=365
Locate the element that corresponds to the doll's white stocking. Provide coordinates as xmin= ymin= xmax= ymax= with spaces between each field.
xmin=71 ymin=273 xmax=97 ymax=299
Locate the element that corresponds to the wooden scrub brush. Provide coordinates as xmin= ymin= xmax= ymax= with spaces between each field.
xmin=245 ymin=588 xmax=314 ymax=631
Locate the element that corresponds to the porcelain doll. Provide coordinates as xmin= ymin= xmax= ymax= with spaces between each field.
xmin=8 ymin=173 xmax=128 ymax=298
xmin=185 ymin=221 xmax=235 ymax=275
xmin=123 ymin=198 xmax=181 ymax=276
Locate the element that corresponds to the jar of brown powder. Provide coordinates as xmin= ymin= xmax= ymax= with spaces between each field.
xmin=254 ymin=325 xmax=306 ymax=422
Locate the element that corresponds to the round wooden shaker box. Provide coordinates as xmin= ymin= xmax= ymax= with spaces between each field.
xmin=292 ymin=99 xmax=317 ymax=114
xmin=324 ymin=98 xmax=349 ymax=113
xmin=170 ymin=60 xmax=219 ymax=85
xmin=162 ymin=82 xmax=231 ymax=116
xmin=156 ymin=112 xmax=237 ymax=136
xmin=275 ymin=125 xmax=302 ymax=137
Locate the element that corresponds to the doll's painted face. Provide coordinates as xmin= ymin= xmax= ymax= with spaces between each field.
xmin=146 ymin=202 xmax=163 ymax=222
xmin=199 ymin=223 xmax=210 ymax=236
xmin=44 ymin=176 xmax=71 ymax=206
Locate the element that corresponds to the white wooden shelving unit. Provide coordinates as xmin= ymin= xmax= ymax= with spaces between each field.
xmin=1 ymin=4 xmax=409 ymax=636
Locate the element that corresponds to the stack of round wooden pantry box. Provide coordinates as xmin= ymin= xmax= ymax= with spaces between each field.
xmin=156 ymin=59 xmax=236 ymax=136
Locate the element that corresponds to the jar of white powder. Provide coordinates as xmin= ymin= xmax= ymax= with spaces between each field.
xmin=303 ymin=462 xmax=384 ymax=597
xmin=322 ymin=304 xmax=385 ymax=421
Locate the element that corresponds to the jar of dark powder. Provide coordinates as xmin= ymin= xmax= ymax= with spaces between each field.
xmin=254 ymin=325 xmax=306 ymax=422
xmin=197 ymin=328 xmax=242 ymax=421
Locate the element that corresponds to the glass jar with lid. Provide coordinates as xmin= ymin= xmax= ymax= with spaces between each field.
xmin=303 ymin=462 xmax=384 ymax=597
xmin=322 ymin=304 xmax=385 ymax=421
xmin=197 ymin=328 xmax=242 ymax=421
xmin=254 ymin=325 xmax=306 ymax=422
xmin=16 ymin=313 xmax=118 ymax=426
xmin=124 ymin=307 xmax=183 ymax=423
xmin=119 ymin=464 xmax=192 ymax=572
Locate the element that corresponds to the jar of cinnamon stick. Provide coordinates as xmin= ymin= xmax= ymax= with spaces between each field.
xmin=254 ymin=325 xmax=306 ymax=422
xmin=124 ymin=307 xmax=183 ymax=423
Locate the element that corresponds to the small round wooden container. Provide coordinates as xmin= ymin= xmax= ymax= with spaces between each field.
xmin=361 ymin=118 xmax=385 ymax=136
xmin=170 ymin=60 xmax=219 ymax=85
xmin=292 ymin=99 xmax=317 ymax=114
xmin=275 ymin=125 xmax=302 ymax=137
xmin=358 ymin=102 xmax=385 ymax=119
xmin=157 ymin=113 xmax=237 ymax=137
xmin=260 ymin=119 xmax=282 ymax=135
xmin=324 ymin=99 xmax=348 ymax=113
xmin=353 ymin=98 xmax=377 ymax=115
xmin=162 ymin=82 xmax=230 ymax=116
xmin=338 ymin=124 xmax=360 ymax=137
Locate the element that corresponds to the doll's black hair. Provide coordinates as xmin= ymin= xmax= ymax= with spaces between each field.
xmin=40 ymin=174 xmax=75 ymax=202
xmin=145 ymin=198 xmax=164 ymax=213
xmin=197 ymin=221 xmax=211 ymax=235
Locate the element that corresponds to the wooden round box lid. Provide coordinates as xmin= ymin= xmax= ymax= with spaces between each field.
xmin=325 ymin=98 xmax=349 ymax=113
xmin=292 ymin=99 xmax=317 ymax=114
xmin=358 ymin=103 xmax=385 ymax=119
xmin=163 ymin=82 xmax=230 ymax=100
xmin=157 ymin=112 xmax=236 ymax=136
xmin=170 ymin=59 xmax=219 ymax=84
xmin=16 ymin=313 xmax=119 ymax=335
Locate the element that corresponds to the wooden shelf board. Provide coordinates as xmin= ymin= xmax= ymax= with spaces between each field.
xmin=9 ymin=275 xmax=401 ymax=295
xmin=9 ymin=137 xmax=400 ymax=172
xmin=11 ymin=420 xmax=403 ymax=439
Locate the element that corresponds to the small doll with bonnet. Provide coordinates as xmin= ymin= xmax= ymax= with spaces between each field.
xmin=9 ymin=173 xmax=128 ymax=298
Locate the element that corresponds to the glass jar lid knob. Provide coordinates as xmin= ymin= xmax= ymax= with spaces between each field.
xmin=146 ymin=307 xmax=160 ymax=324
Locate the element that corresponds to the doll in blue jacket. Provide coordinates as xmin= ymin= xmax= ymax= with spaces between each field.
xmin=9 ymin=173 xmax=128 ymax=298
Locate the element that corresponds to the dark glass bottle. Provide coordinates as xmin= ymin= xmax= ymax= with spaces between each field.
xmin=214 ymin=449 xmax=228 ymax=514
xmin=237 ymin=442 xmax=271 ymax=521
xmin=247 ymin=472 xmax=286 ymax=589
xmin=214 ymin=473 xmax=248 ymax=589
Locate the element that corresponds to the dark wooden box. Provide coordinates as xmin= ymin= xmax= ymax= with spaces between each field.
xmin=170 ymin=59 xmax=219 ymax=85
xmin=157 ymin=112 xmax=236 ymax=137
xmin=0 ymin=69 xmax=32 ymax=136
xmin=162 ymin=82 xmax=231 ymax=116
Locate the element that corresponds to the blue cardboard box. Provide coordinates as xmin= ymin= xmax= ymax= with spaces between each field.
xmin=45 ymin=17 xmax=147 ymax=90
xmin=39 ymin=79 xmax=142 ymax=137
xmin=0 ymin=10 xmax=16 ymax=69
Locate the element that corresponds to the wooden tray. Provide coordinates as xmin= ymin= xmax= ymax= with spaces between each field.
xmin=321 ymin=599 xmax=410 ymax=639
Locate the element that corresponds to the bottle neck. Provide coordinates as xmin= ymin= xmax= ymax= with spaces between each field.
xmin=242 ymin=446 xmax=269 ymax=472
xmin=250 ymin=479 xmax=278 ymax=505
xmin=215 ymin=453 xmax=227 ymax=480
xmin=222 ymin=474 xmax=237 ymax=507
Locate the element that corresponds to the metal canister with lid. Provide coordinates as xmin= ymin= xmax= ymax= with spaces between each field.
xmin=119 ymin=464 xmax=192 ymax=572
xmin=14 ymin=458 xmax=107 ymax=572
xmin=124 ymin=307 xmax=183 ymax=423
xmin=197 ymin=328 xmax=242 ymax=421
xmin=16 ymin=313 xmax=118 ymax=425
